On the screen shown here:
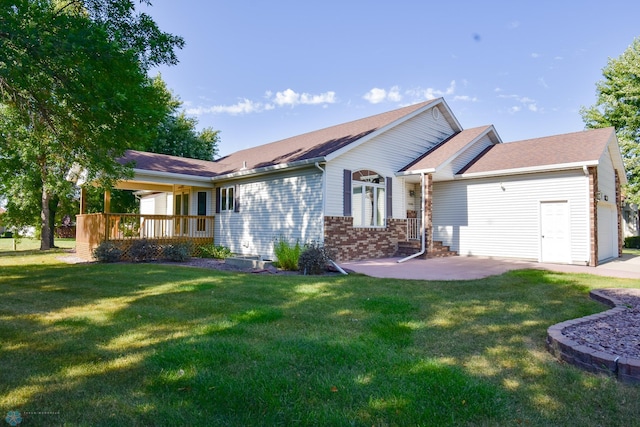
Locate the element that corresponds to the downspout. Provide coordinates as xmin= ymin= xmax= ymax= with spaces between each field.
xmin=315 ymin=162 xmax=348 ymax=275
xmin=398 ymin=172 xmax=426 ymax=263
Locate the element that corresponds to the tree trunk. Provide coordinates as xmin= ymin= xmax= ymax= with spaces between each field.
xmin=40 ymin=188 xmax=52 ymax=250
xmin=48 ymin=194 xmax=59 ymax=248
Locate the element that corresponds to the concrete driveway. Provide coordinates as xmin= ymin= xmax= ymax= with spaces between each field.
xmin=340 ymin=254 xmax=640 ymax=280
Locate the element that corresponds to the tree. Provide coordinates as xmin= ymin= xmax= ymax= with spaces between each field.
xmin=581 ymin=37 xmax=640 ymax=204
xmin=145 ymin=77 xmax=220 ymax=161
xmin=0 ymin=0 xmax=183 ymax=249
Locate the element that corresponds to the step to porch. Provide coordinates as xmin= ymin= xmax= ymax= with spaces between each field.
xmin=396 ymin=240 xmax=458 ymax=259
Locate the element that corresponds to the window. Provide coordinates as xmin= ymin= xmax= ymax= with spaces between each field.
xmin=352 ymin=170 xmax=385 ymax=227
xmin=220 ymin=186 xmax=235 ymax=212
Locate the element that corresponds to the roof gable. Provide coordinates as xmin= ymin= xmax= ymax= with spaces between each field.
xmin=457 ymin=127 xmax=617 ymax=177
xmin=399 ymin=125 xmax=500 ymax=174
xmin=211 ymin=99 xmax=444 ymax=176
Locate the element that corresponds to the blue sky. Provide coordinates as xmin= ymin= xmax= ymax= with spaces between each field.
xmin=141 ymin=1 xmax=640 ymax=157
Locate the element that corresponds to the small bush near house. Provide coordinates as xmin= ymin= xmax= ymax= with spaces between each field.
xmin=298 ymin=242 xmax=336 ymax=275
xmin=163 ymin=242 xmax=193 ymax=262
xmin=625 ymin=236 xmax=640 ymax=249
xmin=273 ymin=236 xmax=302 ymax=271
xmin=129 ymin=239 xmax=159 ymax=262
xmin=1 ymin=231 xmax=13 ymax=238
xmin=93 ymin=241 xmax=123 ymax=263
xmin=199 ymin=244 xmax=232 ymax=259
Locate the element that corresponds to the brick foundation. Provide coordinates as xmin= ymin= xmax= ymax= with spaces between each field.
xmin=324 ymin=216 xmax=407 ymax=262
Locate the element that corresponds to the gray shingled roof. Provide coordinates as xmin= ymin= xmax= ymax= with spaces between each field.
xmin=121 ymin=99 xmax=437 ymax=177
xmin=458 ymin=127 xmax=615 ymax=175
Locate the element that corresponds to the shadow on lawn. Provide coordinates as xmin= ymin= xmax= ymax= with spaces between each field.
xmin=0 ymin=263 xmax=637 ymax=426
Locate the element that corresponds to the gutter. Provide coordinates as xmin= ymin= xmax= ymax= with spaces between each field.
xmin=210 ymin=157 xmax=326 ymax=182
xmin=455 ymin=160 xmax=599 ymax=180
xmin=398 ymin=172 xmax=426 ymax=263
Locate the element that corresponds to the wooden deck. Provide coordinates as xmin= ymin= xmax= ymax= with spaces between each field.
xmin=76 ymin=213 xmax=214 ymax=260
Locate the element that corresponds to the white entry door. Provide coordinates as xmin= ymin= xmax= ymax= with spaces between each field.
xmin=540 ymin=201 xmax=570 ymax=263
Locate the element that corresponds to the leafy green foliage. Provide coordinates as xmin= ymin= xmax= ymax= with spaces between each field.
xmin=92 ymin=241 xmax=123 ymax=263
xmin=128 ymin=239 xmax=159 ymax=262
xmin=144 ymin=77 xmax=220 ymax=161
xmin=162 ymin=242 xmax=193 ymax=262
xmin=199 ymin=243 xmax=232 ymax=259
xmin=273 ymin=236 xmax=302 ymax=270
xmin=625 ymin=235 xmax=640 ymax=249
xmin=298 ymin=242 xmax=335 ymax=275
xmin=0 ymin=0 xmax=183 ymax=249
xmin=581 ymin=37 xmax=640 ymax=203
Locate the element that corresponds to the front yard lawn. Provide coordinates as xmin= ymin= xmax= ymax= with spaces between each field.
xmin=1 ymin=251 xmax=639 ymax=426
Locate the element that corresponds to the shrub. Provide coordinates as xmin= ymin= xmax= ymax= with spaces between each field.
xmin=163 ymin=242 xmax=193 ymax=262
xmin=298 ymin=242 xmax=336 ymax=275
xmin=93 ymin=241 xmax=123 ymax=263
xmin=1 ymin=231 xmax=13 ymax=238
xmin=273 ymin=236 xmax=302 ymax=271
xmin=625 ymin=236 xmax=640 ymax=249
xmin=128 ymin=239 xmax=158 ymax=262
xmin=199 ymin=244 xmax=232 ymax=259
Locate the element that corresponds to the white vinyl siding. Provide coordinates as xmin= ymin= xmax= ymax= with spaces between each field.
xmin=433 ymin=170 xmax=590 ymax=264
xmin=215 ymin=168 xmax=324 ymax=258
xmin=325 ymin=107 xmax=455 ymax=218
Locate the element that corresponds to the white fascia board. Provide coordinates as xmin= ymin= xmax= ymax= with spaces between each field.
xmin=325 ymin=99 xmax=458 ymax=162
xmin=606 ymin=133 xmax=628 ymax=184
xmin=434 ymin=125 xmax=500 ymax=174
xmin=395 ymin=168 xmax=436 ymax=177
xmin=132 ymin=169 xmax=214 ymax=187
xmin=455 ymin=160 xmax=600 ymax=179
xmin=210 ymin=157 xmax=326 ymax=182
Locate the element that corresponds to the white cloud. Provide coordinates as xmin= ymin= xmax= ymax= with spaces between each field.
xmin=363 ymin=88 xmax=386 ymax=104
xmin=186 ymin=98 xmax=264 ymax=116
xmin=407 ymin=80 xmax=457 ymax=100
xmin=507 ymin=21 xmax=520 ymax=29
xmin=273 ymin=88 xmax=337 ymax=106
xmin=387 ymin=86 xmax=403 ymax=102
xmin=185 ymin=88 xmax=337 ymax=116
xmin=531 ymin=52 xmax=541 ymax=58
xmin=538 ymin=77 xmax=549 ymax=88
xmin=453 ymin=95 xmax=478 ymax=102
xmin=499 ymin=93 xmax=540 ymax=114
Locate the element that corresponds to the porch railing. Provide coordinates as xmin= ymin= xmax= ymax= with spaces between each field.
xmin=406 ymin=217 xmax=421 ymax=241
xmin=75 ymin=213 xmax=215 ymax=260
xmin=104 ymin=213 xmax=214 ymax=240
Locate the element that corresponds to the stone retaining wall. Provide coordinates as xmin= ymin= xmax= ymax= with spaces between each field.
xmin=546 ymin=290 xmax=640 ymax=384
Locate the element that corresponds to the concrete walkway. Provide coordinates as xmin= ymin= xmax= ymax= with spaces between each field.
xmin=341 ymin=254 xmax=640 ymax=281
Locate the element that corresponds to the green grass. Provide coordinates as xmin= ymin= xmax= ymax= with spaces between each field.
xmin=0 ymin=237 xmax=76 ymax=254
xmin=1 ymin=251 xmax=639 ymax=426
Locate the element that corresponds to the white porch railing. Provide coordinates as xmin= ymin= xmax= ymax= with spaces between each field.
xmin=406 ymin=218 xmax=421 ymax=240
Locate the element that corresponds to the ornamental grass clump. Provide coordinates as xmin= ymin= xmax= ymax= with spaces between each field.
xmin=273 ymin=236 xmax=302 ymax=270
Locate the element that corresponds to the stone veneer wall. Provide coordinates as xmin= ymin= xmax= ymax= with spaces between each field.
xmin=324 ymin=216 xmax=407 ymax=262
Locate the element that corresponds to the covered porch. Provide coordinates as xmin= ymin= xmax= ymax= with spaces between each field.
xmin=75 ymin=169 xmax=217 ymax=260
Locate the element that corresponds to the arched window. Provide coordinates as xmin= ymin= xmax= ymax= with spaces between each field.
xmin=352 ymin=170 xmax=385 ymax=227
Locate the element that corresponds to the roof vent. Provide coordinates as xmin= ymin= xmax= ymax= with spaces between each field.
xmin=242 ymin=161 xmax=247 ymax=170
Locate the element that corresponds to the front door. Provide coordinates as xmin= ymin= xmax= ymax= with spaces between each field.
xmin=174 ymin=192 xmax=189 ymax=235
xmin=540 ymin=201 xmax=570 ymax=263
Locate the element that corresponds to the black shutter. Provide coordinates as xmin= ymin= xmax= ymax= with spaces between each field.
xmin=215 ymin=187 xmax=221 ymax=214
xmin=386 ymin=177 xmax=393 ymax=218
xmin=234 ymin=185 xmax=240 ymax=212
xmin=343 ymin=169 xmax=352 ymax=216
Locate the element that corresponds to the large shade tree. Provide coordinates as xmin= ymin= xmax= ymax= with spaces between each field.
xmin=0 ymin=0 xmax=184 ymax=249
xmin=581 ymin=37 xmax=640 ymax=204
